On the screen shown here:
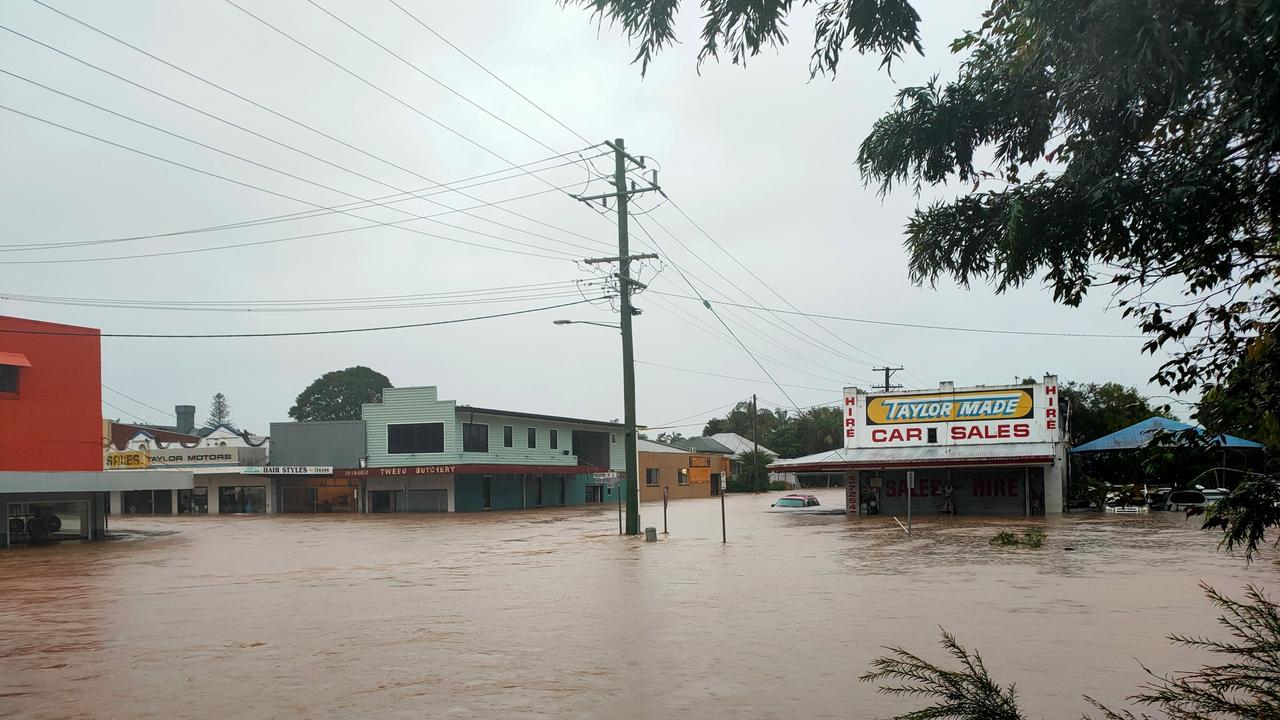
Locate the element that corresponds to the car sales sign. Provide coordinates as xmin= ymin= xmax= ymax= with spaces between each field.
xmin=843 ymin=380 xmax=1062 ymax=448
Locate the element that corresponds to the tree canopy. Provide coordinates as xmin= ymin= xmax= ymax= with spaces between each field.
xmin=205 ymin=392 xmax=232 ymax=429
xmin=1060 ymin=381 xmax=1175 ymax=446
xmin=288 ymin=366 xmax=392 ymax=422
xmin=700 ymin=401 xmax=841 ymax=459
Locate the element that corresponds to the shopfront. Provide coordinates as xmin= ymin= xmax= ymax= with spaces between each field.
xmin=771 ymin=376 xmax=1068 ymax=517
xmin=339 ymin=464 xmax=610 ymax=513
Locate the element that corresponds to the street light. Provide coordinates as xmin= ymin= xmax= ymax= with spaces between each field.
xmin=554 ymin=317 xmax=633 ymax=535
xmin=553 ymin=319 xmax=621 ymax=330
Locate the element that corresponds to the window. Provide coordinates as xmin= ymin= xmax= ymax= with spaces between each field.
xmin=927 ymin=428 xmax=938 ymax=444
xmin=463 ymin=423 xmax=489 ymax=453
xmin=645 ymin=468 xmax=660 ymax=486
xmin=0 ymin=365 xmax=17 ymax=394
xmin=503 ymin=426 xmax=513 ymax=448
xmin=678 ymin=468 xmax=689 ymax=486
xmin=387 ymin=423 xmax=444 ymax=454
xmin=527 ymin=427 xmax=537 ymax=448
xmin=550 ymin=429 xmax=558 ymax=450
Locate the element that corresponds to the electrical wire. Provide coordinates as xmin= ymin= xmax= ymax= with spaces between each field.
xmin=102 ymin=384 xmax=172 ymax=417
xmin=220 ymin=0 xmax=613 ymax=244
xmin=23 ymin=2 xmax=611 ymax=251
xmin=0 ymin=104 xmax=579 ymax=263
xmin=306 ymin=0 xmax=558 ymax=154
xmin=648 ymin=290 xmax=1143 ymax=338
xmin=4 ymin=280 xmax=590 ymax=307
xmin=630 ymin=216 xmax=803 ymax=410
xmin=0 ymin=297 xmax=608 ymax=338
xmin=643 ymin=211 xmax=883 ymax=370
xmin=0 ymin=152 xmax=604 ymax=252
xmin=0 ymin=70 xmax=607 ymax=259
xmin=384 ymin=0 xmax=593 ymax=146
xmin=635 ymin=360 xmax=833 ymax=394
xmin=102 ymin=398 xmax=152 ymax=425
xmin=662 ymin=193 xmax=903 ymax=369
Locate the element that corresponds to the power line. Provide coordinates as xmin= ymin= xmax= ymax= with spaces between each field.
xmin=2 ymin=280 xmax=589 ymax=308
xmin=0 ymin=152 xmax=602 ymax=252
xmin=305 ymin=0 xmax=558 ymax=154
xmin=649 ymin=290 xmax=1143 ymax=338
xmin=1 ymin=281 xmax=607 ymax=313
xmin=647 ymin=400 xmax=744 ymax=431
xmin=643 ymin=293 xmax=868 ymax=386
xmin=0 ymin=103 xmax=576 ymax=263
xmin=219 ymin=0 xmax=608 ymax=238
xmin=102 ymin=384 xmax=172 ymax=418
xmin=0 ymin=297 xmax=607 ymax=338
xmin=630 ymin=216 xmax=802 ymax=410
xmin=662 ymin=193 xmax=901 ymax=368
xmin=635 ymin=360 xmax=834 ymax=394
xmin=0 ymin=66 xmax=602 ymax=258
xmin=644 ymin=211 xmax=883 ymax=370
xmin=102 ymin=398 xmax=151 ymax=425
xmin=384 ymin=0 xmax=592 ymax=146
xmin=23 ymin=2 xmax=610 ymax=251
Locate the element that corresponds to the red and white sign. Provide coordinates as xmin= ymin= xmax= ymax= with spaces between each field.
xmin=844 ymin=378 xmax=1063 ymax=449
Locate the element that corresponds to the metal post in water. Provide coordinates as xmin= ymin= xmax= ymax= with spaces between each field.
xmin=906 ymin=470 xmax=915 ymax=537
xmin=720 ymin=474 xmax=727 ymax=543
xmin=662 ymin=485 xmax=668 ymax=534
xmin=618 ymin=478 xmax=623 ymax=535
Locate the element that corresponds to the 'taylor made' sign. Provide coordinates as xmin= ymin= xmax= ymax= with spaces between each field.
xmin=843 ymin=377 xmax=1063 ymax=449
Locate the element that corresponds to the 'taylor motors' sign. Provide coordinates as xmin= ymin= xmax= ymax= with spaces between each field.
xmin=844 ymin=377 xmax=1063 ymax=448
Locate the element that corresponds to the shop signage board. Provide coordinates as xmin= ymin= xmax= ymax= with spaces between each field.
xmin=145 ymin=446 xmax=267 ymax=467
xmin=106 ymin=450 xmax=149 ymax=469
xmin=241 ymin=466 xmax=333 ymax=475
xmin=843 ymin=378 xmax=1063 ymax=449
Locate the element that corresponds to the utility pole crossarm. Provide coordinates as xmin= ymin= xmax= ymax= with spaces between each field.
xmin=582 ymin=253 xmax=658 ymax=264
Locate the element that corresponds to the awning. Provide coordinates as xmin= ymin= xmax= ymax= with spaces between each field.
xmin=769 ymin=443 xmax=1058 ymax=472
xmin=0 ymin=469 xmax=193 ymax=494
xmin=1070 ymin=417 xmax=1263 ymax=453
xmin=0 ymin=352 xmax=31 ymax=367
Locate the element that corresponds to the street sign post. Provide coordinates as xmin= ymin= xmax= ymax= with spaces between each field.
xmin=906 ymin=470 xmax=915 ymax=537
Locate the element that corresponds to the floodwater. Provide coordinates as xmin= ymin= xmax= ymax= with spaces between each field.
xmin=1 ymin=489 xmax=1275 ymax=720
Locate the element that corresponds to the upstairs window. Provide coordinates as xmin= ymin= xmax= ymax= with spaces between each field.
xmin=387 ymin=423 xmax=444 ymax=454
xmin=550 ymin=429 xmax=559 ymax=450
xmin=503 ymin=426 xmax=513 ymax=448
xmin=527 ymin=427 xmax=537 ymax=448
xmin=0 ymin=365 xmax=18 ymax=394
xmin=463 ymin=423 xmax=489 ymax=453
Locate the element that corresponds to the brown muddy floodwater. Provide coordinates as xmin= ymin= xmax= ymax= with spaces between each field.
xmin=1 ymin=488 xmax=1276 ymax=720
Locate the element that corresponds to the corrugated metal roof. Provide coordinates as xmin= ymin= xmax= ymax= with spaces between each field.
xmin=769 ymin=443 xmax=1058 ymax=471
xmin=1070 ymin=417 xmax=1263 ymax=452
xmin=637 ymin=438 xmax=689 ymax=454
xmin=708 ymin=433 xmax=778 ymax=457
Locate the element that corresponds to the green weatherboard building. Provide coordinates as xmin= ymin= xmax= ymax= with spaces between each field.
xmin=340 ymin=387 xmax=626 ymax=513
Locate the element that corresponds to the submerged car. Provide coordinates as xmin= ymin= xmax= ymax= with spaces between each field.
xmin=1165 ymin=488 xmax=1228 ymax=512
xmin=771 ymin=493 xmax=820 ymax=509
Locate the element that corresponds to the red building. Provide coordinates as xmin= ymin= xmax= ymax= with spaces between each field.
xmin=0 ymin=315 xmax=103 ymax=471
xmin=1 ymin=315 xmax=192 ymax=548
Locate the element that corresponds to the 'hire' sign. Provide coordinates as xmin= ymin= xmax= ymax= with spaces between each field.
xmin=843 ymin=379 xmax=1062 ymax=449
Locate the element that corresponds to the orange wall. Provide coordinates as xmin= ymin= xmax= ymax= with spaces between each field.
xmin=639 ymin=452 xmax=731 ymax=502
xmin=0 ymin=316 xmax=103 ymax=471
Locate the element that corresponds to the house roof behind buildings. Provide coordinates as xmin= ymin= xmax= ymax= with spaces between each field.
xmin=672 ymin=437 xmax=736 ymax=454
xmin=638 ymin=438 xmax=690 ymax=454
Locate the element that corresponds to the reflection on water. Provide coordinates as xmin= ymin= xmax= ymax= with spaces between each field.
xmin=0 ymin=489 xmax=1273 ymax=719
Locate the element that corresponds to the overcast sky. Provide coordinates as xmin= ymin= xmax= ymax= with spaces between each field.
xmin=0 ymin=0 xmax=1178 ymax=435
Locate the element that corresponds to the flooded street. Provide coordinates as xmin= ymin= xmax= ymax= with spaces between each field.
xmin=1 ymin=489 xmax=1275 ymax=720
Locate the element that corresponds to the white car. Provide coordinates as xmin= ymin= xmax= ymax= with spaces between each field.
xmin=1165 ymin=487 xmax=1228 ymax=512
